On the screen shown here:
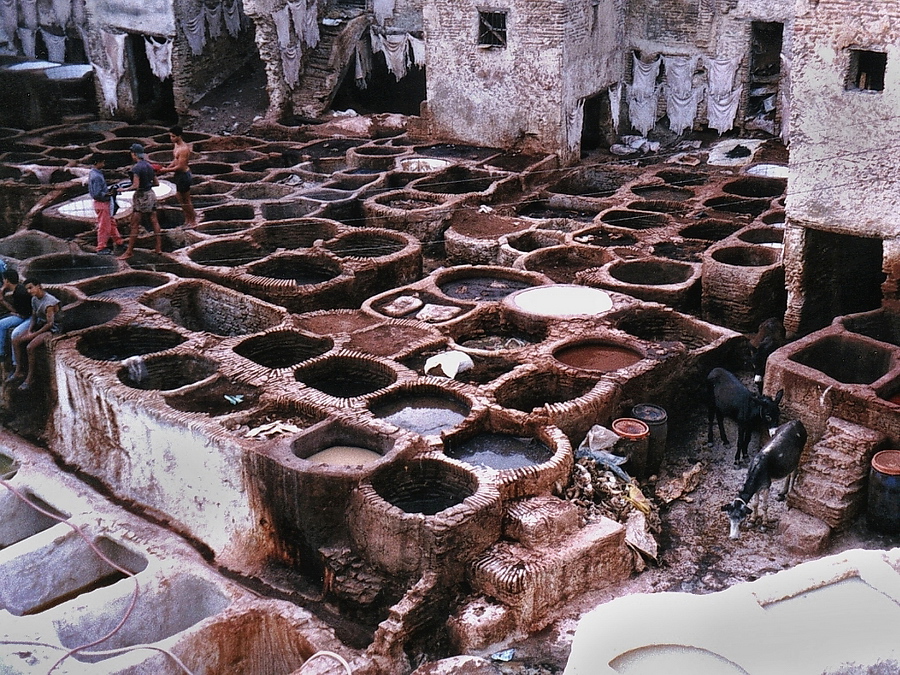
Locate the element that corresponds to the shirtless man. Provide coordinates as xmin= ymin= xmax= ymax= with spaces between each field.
xmin=162 ymin=125 xmax=198 ymax=228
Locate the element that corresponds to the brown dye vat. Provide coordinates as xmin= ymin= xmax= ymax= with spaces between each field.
xmin=553 ymin=341 xmax=643 ymax=372
xmin=413 ymin=143 xmax=499 ymax=161
xmin=447 ymin=210 xmax=529 ymax=239
xmin=609 ymin=307 xmax=713 ymax=349
xmin=44 ymin=129 xmax=106 ymax=145
xmin=239 ymin=157 xmax=286 ymax=172
xmin=26 ymin=254 xmax=118 ymax=284
xmin=165 ymin=379 xmax=259 ymax=416
xmin=518 ymin=202 xmax=598 ymax=222
xmin=625 ymin=200 xmax=690 ymax=215
xmin=704 ymin=195 xmax=771 ymax=218
xmin=234 ymin=331 xmax=332 ymax=368
xmin=77 ymin=326 xmax=186 ymax=361
xmin=189 ymin=195 xmax=228 ymax=208
xmin=445 ymin=432 xmax=553 ymax=471
xmin=711 ymin=246 xmax=780 ymax=267
xmin=302 ymin=188 xmax=354 ymax=202
xmin=370 ymin=457 xmax=476 ymax=514
xmin=370 ymin=393 xmax=470 ymax=436
xmin=382 ymin=195 xmax=439 ymax=210
xmin=58 ymin=300 xmax=122 ymax=332
xmin=505 ymin=230 xmax=565 ymax=253
xmin=652 ymin=240 xmax=710 ymax=263
xmin=294 ymin=310 xmax=382 ymax=335
xmin=252 ymin=219 xmax=340 ymax=251
xmin=246 ymin=255 xmax=341 ymax=285
xmin=343 ymin=323 xmax=440 ymax=357
xmin=326 ymin=231 xmax=407 ymax=258
xmin=231 ymin=184 xmax=295 ymax=200
xmin=188 ymin=240 xmax=265 ymax=267
xmin=789 ymin=334 xmax=893 ymax=385
xmin=118 ymin=354 xmax=218 ymax=391
xmin=203 ymin=150 xmax=262 ymax=163
xmin=294 ymin=355 xmax=396 ymax=397
xmin=600 ymin=210 xmax=667 ymax=229
xmin=95 ymin=138 xmax=143 ymax=152
xmin=522 ymin=246 xmax=611 ymax=284
xmin=260 ymin=201 xmax=321 ymax=220
xmin=723 ymin=176 xmax=786 ymax=198
xmin=630 ymin=184 xmax=693 ymax=201
xmin=483 ymin=152 xmax=542 ymax=172
xmin=218 ymin=171 xmax=271 ymax=184
xmin=194 ymin=221 xmax=252 ymax=236
xmin=439 ymin=276 xmax=533 ymax=302
xmin=610 ymin=259 xmax=694 ymax=285
xmin=761 ymin=211 xmax=786 ymax=225
xmin=299 ymin=138 xmax=367 ymax=159
xmin=201 ymin=204 xmax=255 ymax=221
xmin=548 ymin=166 xmax=635 ymax=198
xmin=654 ymin=169 xmax=708 ymax=186
xmin=679 ymin=219 xmax=743 ymax=241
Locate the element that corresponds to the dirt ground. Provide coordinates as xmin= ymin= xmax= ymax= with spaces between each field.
xmin=178 ymin=76 xmax=900 ymax=674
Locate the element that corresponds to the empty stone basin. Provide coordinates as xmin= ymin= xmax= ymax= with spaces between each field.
xmin=608 ymin=306 xmax=716 ymax=349
xmin=445 ymin=432 xmax=554 ymax=471
xmin=111 ymin=124 xmax=167 ymax=138
xmin=723 ymin=176 xmax=786 ymax=198
xmin=261 ymin=200 xmax=322 ymax=220
xmin=737 ymin=226 xmax=784 ymax=248
xmin=43 ymin=129 xmax=106 ymax=145
xmin=189 ymin=161 xmax=234 ymax=176
xmin=412 ymin=166 xmax=499 ymax=195
xmin=711 ymin=245 xmax=781 ymax=267
xmin=201 ymin=204 xmax=255 ymax=221
xmin=347 ymin=144 xmax=408 ymax=170
xmin=55 ymin=574 xmax=229 ymax=663
xmin=369 ymin=387 xmax=471 ymax=436
xmin=548 ymin=166 xmax=635 ymax=198
xmin=521 ymin=245 xmax=612 ymax=284
xmin=610 ymin=258 xmax=695 ymax=285
xmin=188 ymin=239 xmax=265 ymax=267
xmin=117 ymin=353 xmax=219 ymax=391
xmin=77 ymin=271 xmax=169 ymax=300
xmin=553 ymin=339 xmax=644 ymax=372
xmin=234 ymin=330 xmax=332 ymax=368
xmin=165 ymin=378 xmax=260 ymax=416
xmin=502 ymin=229 xmax=567 ymax=254
xmin=600 ymin=210 xmax=668 ymax=229
xmin=142 ymin=281 xmax=285 ymax=336
xmin=0 ymin=535 xmax=147 ymax=616
xmin=231 ymin=183 xmax=295 ymax=200
xmin=295 ymin=355 xmax=397 ymax=398
xmin=373 ymin=457 xmax=477 ymax=514
xmin=654 ymin=169 xmax=708 ymax=186
xmin=246 ymin=254 xmax=342 ymax=285
xmin=0 ymin=490 xmax=68 ymax=549
xmin=840 ymin=310 xmax=900 ymax=347
xmin=45 ymin=292 xmax=119 ymax=330
xmin=325 ymin=230 xmax=410 ymax=258
xmin=679 ymin=219 xmax=743 ymax=241
xmin=252 ymin=218 xmax=340 ymax=251
xmin=95 ymin=137 xmax=144 ymax=152
xmin=704 ymin=195 xmax=771 ymax=218
xmin=77 ymin=326 xmax=185 ymax=361
xmin=789 ymin=334 xmax=894 ymax=385
xmin=494 ymin=369 xmax=598 ymax=412
xmin=631 ymin=184 xmax=694 ymax=201
xmin=26 ymin=253 xmax=118 ymax=283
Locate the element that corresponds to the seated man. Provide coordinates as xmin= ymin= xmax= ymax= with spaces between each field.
xmin=7 ymin=278 xmax=62 ymax=392
xmin=0 ymin=269 xmax=32 ymax=370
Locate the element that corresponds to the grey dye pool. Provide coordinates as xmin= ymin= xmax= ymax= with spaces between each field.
xmin=371 ymin=395 xmax=469 ymax=436
xmin=446 ymin=433 xmax=553 ymax=470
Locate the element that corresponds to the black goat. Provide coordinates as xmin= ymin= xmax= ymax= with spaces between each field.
xmin=722 ymin=420 xmax=807 ymax=539
xmin=707 ymin=367 xmax=783 ymax=466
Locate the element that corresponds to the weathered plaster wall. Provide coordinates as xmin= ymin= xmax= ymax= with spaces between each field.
xmin=86 ymin=0 xmax=176 ymax=36
xmin=424 ymin=0 xmax=620 ymax=162
xmin=786 ymin=0 xmax=900 ymax=238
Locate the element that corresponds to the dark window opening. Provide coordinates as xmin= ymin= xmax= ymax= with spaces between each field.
xmin=478 ymin=11 xmax=507 ymax=48
xmin=331 ymin=47 xmax=426 ymax=117
xmin=127 ymin=34 xmax=177 ymax=122
xmin=580 ymin=91 xmax=613 ymax=155
xmin=848 ymin=50 xmax=886 ymax=91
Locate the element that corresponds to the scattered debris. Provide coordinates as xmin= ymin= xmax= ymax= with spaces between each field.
xmin=655 ymin=461 xmax=705 ymax=504
xmin=245 ymin=421 xmax=303 ymax=438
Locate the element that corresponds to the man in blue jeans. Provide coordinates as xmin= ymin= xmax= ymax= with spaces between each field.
xmin=7 ymin=278 xmax=62 ymax=392
xmin=0 ymin=269 xmax=31 ymax=371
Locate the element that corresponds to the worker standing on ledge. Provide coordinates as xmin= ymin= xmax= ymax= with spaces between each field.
xmin=160 ymin=125 xmax=198 ymax=228
xmin=118 ymin=143 xmax=162 ymax=260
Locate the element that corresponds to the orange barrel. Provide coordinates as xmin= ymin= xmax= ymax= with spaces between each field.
xmin=631 ymin=404 xmax=668 ymax=476
xmin=867 ymin=450 xmax=900 ymax=534
xmin=611 ymin=418 xmax=650 ymax=479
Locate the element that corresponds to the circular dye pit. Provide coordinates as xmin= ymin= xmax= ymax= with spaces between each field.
xmin=326 ymin=231 xmax=408 ymax=258
xmin=295 ymin=356 xmax=397 ymax=398
xmin=506 ymin=285 xmax=613 ymax=317
xmin=305 ymin=446 xmax=383 ymax=466
xmin=59 ymin=300 xmax=122 ymax=332
xmin=188 ymin=240 xmax=265 ymax=267
xmin=737 ymin=227 xmax=784 ymax=247
xmin=371 ymin=457 xmax=477 ymax=515
xmin=445 ymin=433 xmax=553 ymax=471
xmin=652 ymin=240 xmax=709 ymax=263
xmin=493 ymin=370 xmax=597 ymax=412
xmin=78 ymin=272 xmax=169 ymax=300
xmin=711 ymin=246 xmax=781 ymax=267
xmin=396 ymin=157 xmax=453 ymax=173
xmin=253 ymin=218 xmax=339 ymax=250
xmin=26 ymin=254 xmax=118 ymax=284
xmin=610 ymin=259 xmax=694 ymax=285
xmin=78 ymin=326 xmax=185 ymax=361
xmin=518 ymin=202 xmax=599 ymax=223
xmin=745 ymin=163 xmax=789 ymax=178
xmin=723 ymin=176 xmax=786 ymax=198
xmin=704 ymin=195 xmax=770 ymax=218
xmin=370 ymin=393 xmax=470 ymax=436
xmin=261 ymin=201 xmax=321 ymax=220
xmin=609 ymin=308 xmax=711 ymax=349
xmin=413 ymin=144 xmax=499 ymax=162
xmin=165 ymin=380 xmax=259 ymax=416
xmin=201 ymin=204 xmax=256 ymax=221
xmin=571 ymin=228 xmax=638 ymax=248
xmin=247 ymin=255 xmax=341 ymax=285
xmin=600 ymin=210 xmax=668 ymax=229
xmin=439 ymin=275 xmax=533 ymax=302
xmin=412 ymin=167 xmax=498 ymax=195
xmin=679 ymin=220 xmax=743 ymax=241
xmin=522 ymin=245 xmax=612 ymax=284
xmin=630 ymin=184 xmax=693 ymax=201
xmin=117 ymin=354 xmax=218 ymax=391
xmin=234 ymin=331 xmax=332 ymax=368
xmin=553 ymin=340 xmax=643 ymax=372
xmin=654 ymin=169 xmax=708 ymax=186
xmin=294 ymin=310 xmax=382 ymax=335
